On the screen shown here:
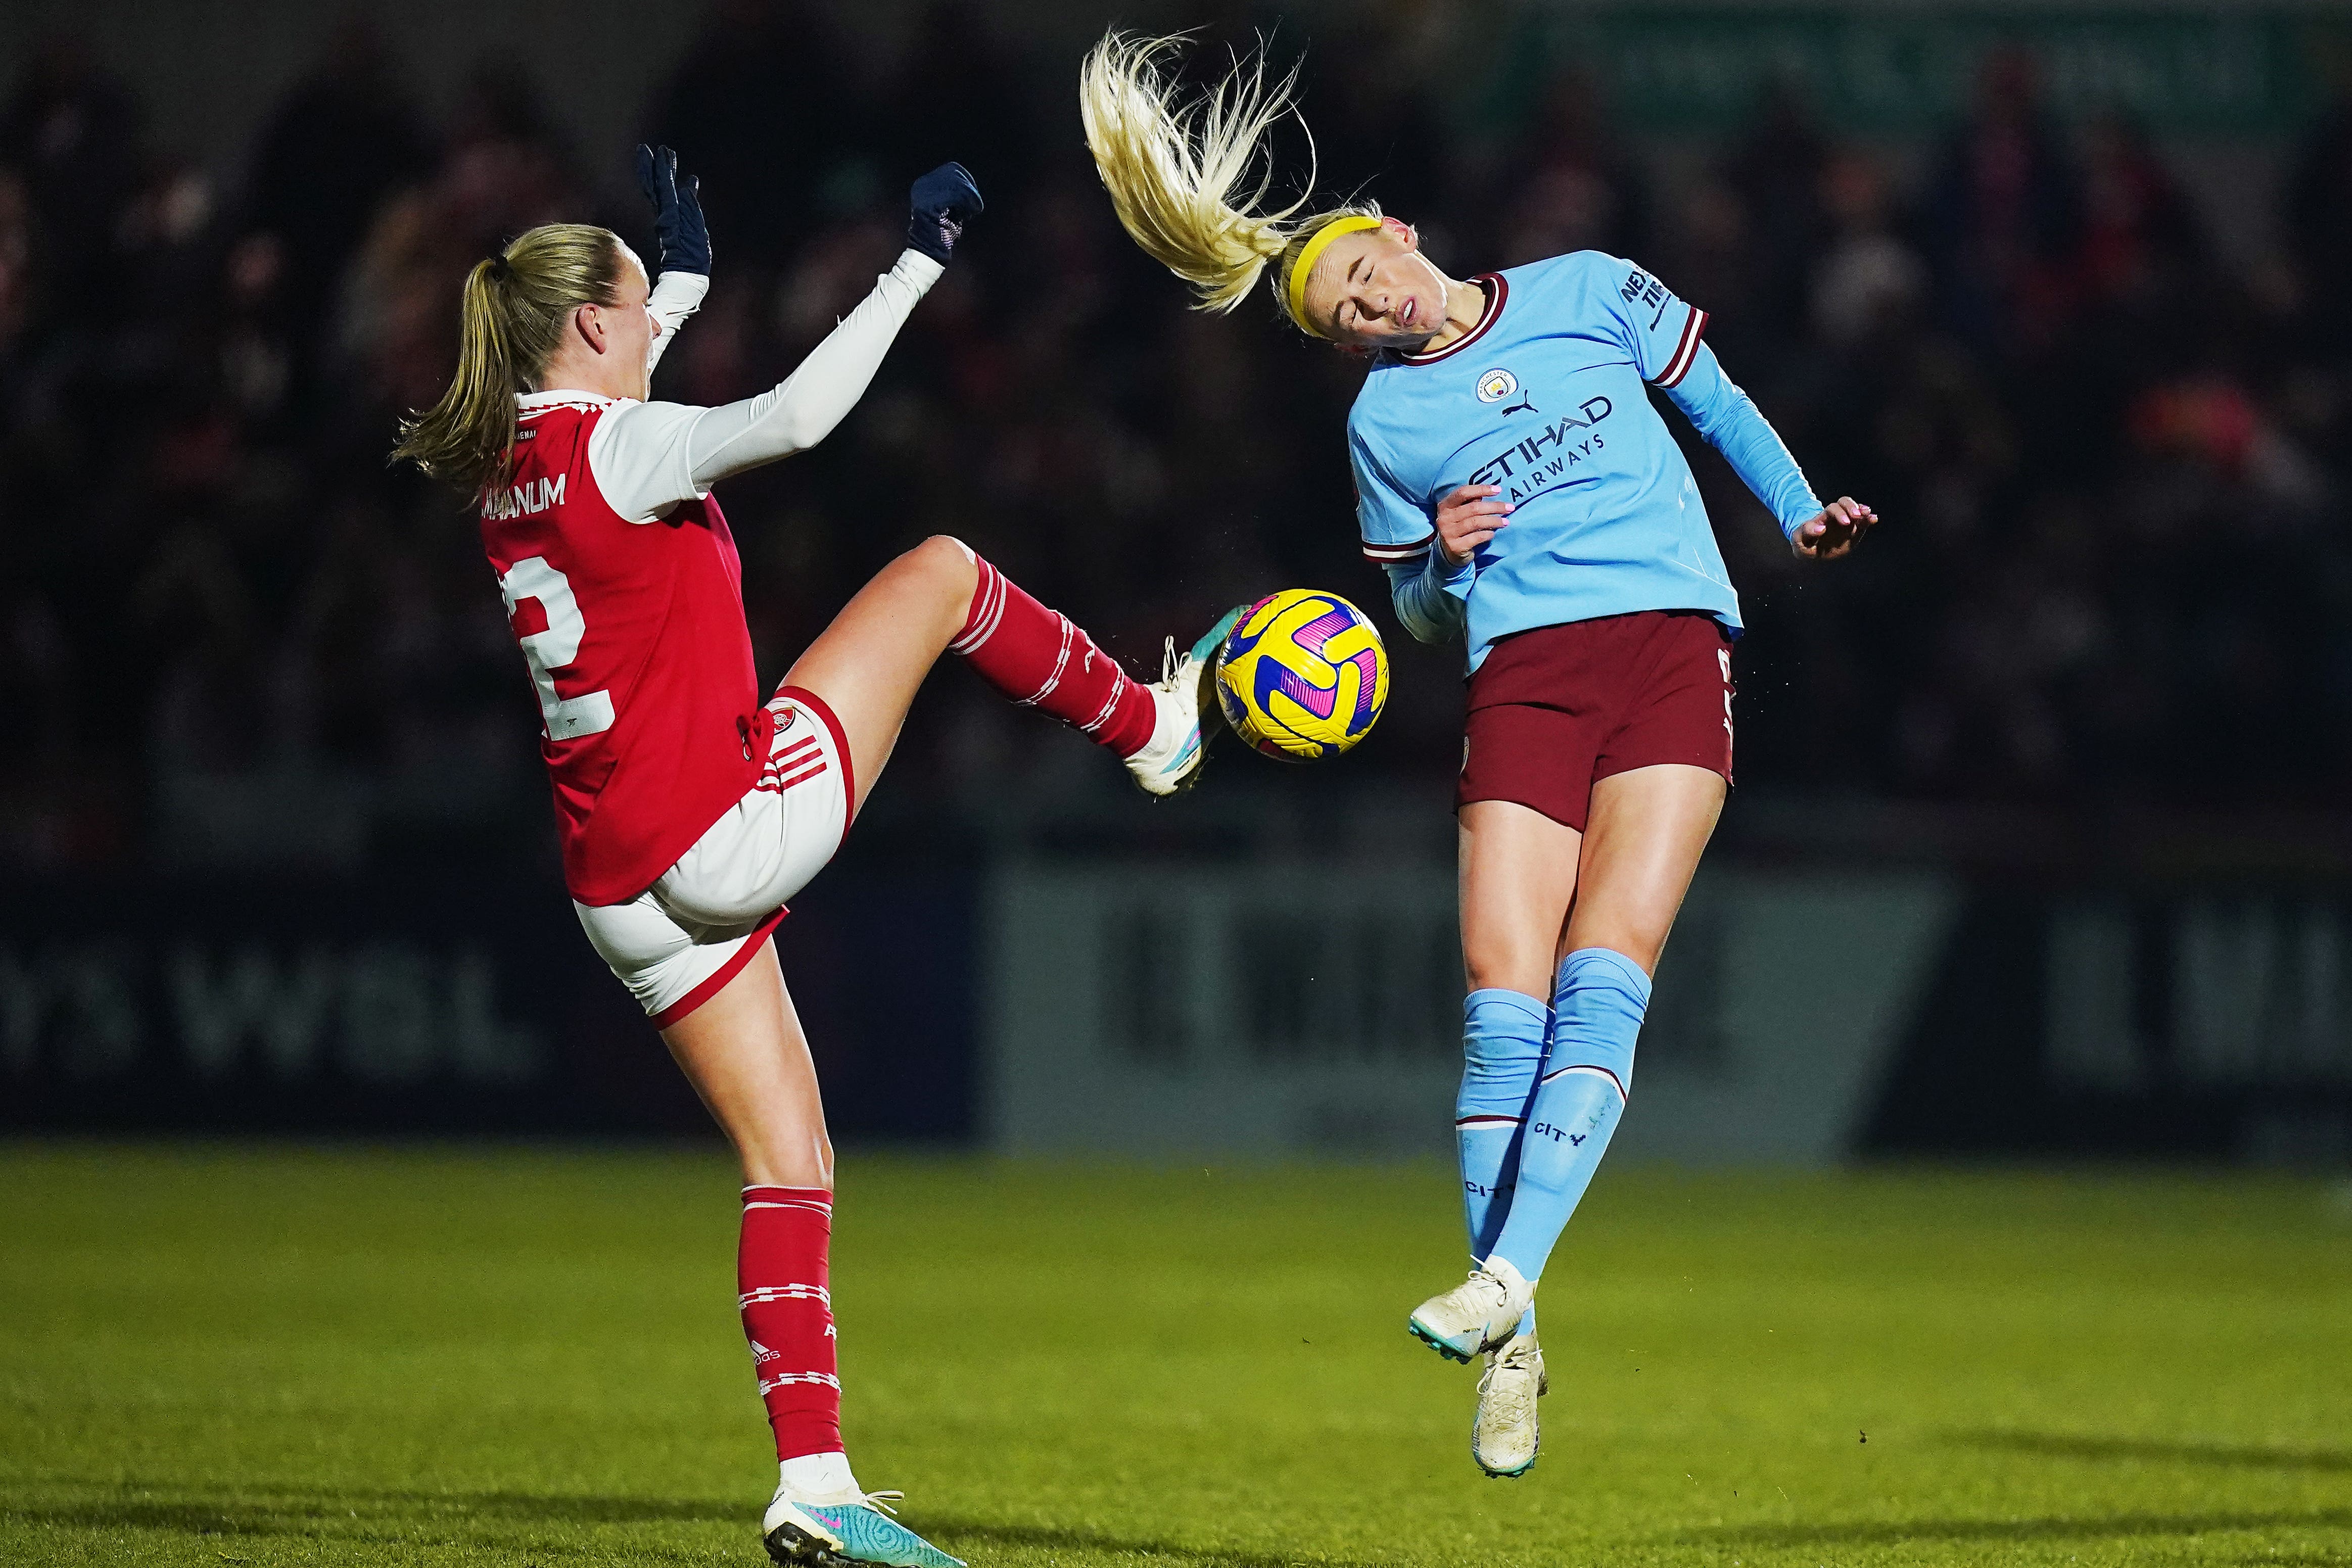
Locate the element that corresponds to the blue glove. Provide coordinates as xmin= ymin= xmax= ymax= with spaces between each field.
xmin=634 ymin=143 xmax=711 ymax=276
xmin=907 ymin=162 xmax=983 ymax=264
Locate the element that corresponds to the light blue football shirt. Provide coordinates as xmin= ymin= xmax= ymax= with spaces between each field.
xmin=1348 ymin=251 xmax=1821 ymax=669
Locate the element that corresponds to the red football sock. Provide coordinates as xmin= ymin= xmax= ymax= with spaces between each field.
xmin=950 ymin=551 xmax=1157 ymax=758
xmin=738 ymin=1185 xmax=841 ymax=1461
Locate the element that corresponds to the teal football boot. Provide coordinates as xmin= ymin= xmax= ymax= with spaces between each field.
xmin=763 ymin=1486 xmax=963 ymax=1568
xmin=1407 ymin=1255 xmax=1535 ymax=1363
xmin=1125 ymin=603 xmax=1247 ymax=797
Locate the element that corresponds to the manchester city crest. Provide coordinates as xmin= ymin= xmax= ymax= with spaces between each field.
xmin=1476 ymin=368 xmax=1519 ymax=403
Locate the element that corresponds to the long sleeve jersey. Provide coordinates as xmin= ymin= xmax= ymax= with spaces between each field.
xmin=1348 ymin=251 xmax=1820 ymax=665
xmin=481 ymin=250 xmax=940 ymax=902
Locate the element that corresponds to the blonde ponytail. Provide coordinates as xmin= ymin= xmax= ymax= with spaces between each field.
xmin=1080 ymin=30 xmax=1379 ymax=333
xmin=392 ymin=223 xmax=626 ymax=496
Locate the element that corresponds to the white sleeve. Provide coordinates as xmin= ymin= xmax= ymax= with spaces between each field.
xmin=587 ymin=400 xmax=711 ymax=524
xmin=588 ymin=250 xmax=943 ymax=524
xmin=680 ymin=248 xmax=942 ymax=490
xmin=643 ymin=270 xmax=709 ymax=376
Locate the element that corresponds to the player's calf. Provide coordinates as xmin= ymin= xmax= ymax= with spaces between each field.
xmin=944 ymin=543 xmax=1242 ymax=797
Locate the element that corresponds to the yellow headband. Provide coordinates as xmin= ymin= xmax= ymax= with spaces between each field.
xmin=1284 ymin=215 xmax=1383 ymax=337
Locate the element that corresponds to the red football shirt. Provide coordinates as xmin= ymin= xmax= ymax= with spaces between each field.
xmin=480 ymin=396 xmax=772 ymax=905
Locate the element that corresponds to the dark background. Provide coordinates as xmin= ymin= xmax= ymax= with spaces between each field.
xmin=4 ymin=0 xmax=2350 ymax=1156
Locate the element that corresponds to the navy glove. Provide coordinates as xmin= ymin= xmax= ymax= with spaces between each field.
xmin=907 ymin=162 xmax=983 ymax=263
xmin=635 ymin=143 xmax=711 ymax=276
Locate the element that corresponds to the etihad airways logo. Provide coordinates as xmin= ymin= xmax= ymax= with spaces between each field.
xmin=1467 ymin=395 xmax=1615 ymax=499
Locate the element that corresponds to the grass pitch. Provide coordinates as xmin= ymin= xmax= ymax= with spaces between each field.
xmin=2 ymin=1145 xmax=2348 ymax=1567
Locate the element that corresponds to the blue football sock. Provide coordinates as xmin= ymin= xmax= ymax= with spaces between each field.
xmin=1455 ymin=987 xmax=1546 ymax=1337
xmin=1488 ymin=948 xmax=1650 ymax=1284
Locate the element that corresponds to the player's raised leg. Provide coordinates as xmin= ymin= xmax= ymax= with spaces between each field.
xmin=781 ymin=536 xmax=1242 ymax=803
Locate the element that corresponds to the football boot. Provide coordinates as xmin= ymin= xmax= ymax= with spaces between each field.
xmin=763 ymin=1482 xmax=963 ymax=1568
xmin=1472 ymin=1329 xmax=1546 ymax=1478
xmin=1125 ymin=604 xmax=1246 ymax=797
xmin=1407 ymin=1255 xmax=1535 ymax=1363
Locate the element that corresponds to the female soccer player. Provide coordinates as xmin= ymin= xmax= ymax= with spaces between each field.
xmin=1081 ymin=36 xmax=1877 ymax=1479
xmin=394 ymin=147 xmax=1234 ymax=1566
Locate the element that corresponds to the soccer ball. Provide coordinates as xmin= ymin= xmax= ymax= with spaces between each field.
xmin=1214 ymin=589 xmax=1390 ymax=762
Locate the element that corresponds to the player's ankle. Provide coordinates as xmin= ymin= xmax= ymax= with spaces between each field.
xmin=778 ymin=1450 xmax=859 ymax=1498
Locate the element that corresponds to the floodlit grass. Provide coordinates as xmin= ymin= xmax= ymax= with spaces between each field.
xmin=2 ymin=1144 xmax=2348 ymax=1566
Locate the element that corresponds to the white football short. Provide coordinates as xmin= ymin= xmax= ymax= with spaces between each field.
xmin=574 ymin=686 xmax=853 ymax=1027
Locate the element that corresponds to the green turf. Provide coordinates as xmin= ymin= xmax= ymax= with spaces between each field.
xmin=3 ymin=1145 xmax=2349 ymax=1566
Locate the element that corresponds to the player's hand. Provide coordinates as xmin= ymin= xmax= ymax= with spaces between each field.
xmin=1791 ymin=496 xmax=1876 ymax=560
xmin=907 ymin=162 xmax=983 ymax=263
xmin=1434 ymin=484 xmax=1511 ymax=568
xmin=634 ymin=144 xmax=711 ymax=276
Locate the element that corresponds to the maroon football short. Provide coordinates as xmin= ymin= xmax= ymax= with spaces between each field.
xmin=1457 ymin=610 xmax=1734 ymax=832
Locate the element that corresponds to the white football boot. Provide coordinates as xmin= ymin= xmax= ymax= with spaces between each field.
xmin=763 ymin=1474 xmax=963 ymax=1568
xmin=1407 ymin=1255 xmax=1536 ymax=1363
xmin=1124 ymin=605 xmax=1246 ymax=798
xmin=1472 ymin=1330 xmax=1546 ymax=1478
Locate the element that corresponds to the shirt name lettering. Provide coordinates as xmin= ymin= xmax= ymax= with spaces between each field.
xmin=483 ymin=473 xmax=567 ymax=520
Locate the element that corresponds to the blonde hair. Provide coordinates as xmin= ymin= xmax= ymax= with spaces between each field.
xmin=1079 ymin=30 xmax=1379 ymax=334
xmin=391 ymin=223 xmax=626 ymax=495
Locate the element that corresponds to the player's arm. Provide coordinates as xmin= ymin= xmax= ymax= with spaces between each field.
xmin=1597 ymin=257 xmax=1877 ymax=561
xmin=1384 ymin=553 xmax=1467 ymax=644
xmin=1355 ymin=427 xmax=1473 ymax=644
xmin=1660 ymin=343 xmax=1876 ymax=558
xmin=685 ymin=163 xmax=981 ymax=484
xmin=636 ymin=144 xmax=711 ymax=376
xmin=594 ymin=164 xmax=983 ymax=522
xmin=1387 ymin=483 xmax=1512 ymax=641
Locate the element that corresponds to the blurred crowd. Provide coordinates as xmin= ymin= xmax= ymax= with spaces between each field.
xmin=3 ymin=2 xmax=2350 ymax=875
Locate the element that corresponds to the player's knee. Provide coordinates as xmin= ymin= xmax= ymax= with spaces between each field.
xmin=1565 ymin=926 xmax=1664 ymax=977
xmin=1463 ymin=937 xmax=1551 ymax=999
xmin=902 ymin=534 xmax=978 ymax=599
xmin=1463 ymin=962 xmax=1529 ymax=997
xmin=739 ymin=1129 xmax=834 ymax=1192
xmin=909 ymin=533 xmax=975 ymax=575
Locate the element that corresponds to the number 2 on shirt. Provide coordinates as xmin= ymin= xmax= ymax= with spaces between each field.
xmin=498 ymin=556 xmax=616 ymax=741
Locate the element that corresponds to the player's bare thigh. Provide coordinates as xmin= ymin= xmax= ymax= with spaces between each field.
xmin=1560 ymin=763 xmax=1725 ymax=973
xmin=1459 ymin=798 xmax=1582 ymax=1002
xmin=660 ymin=937 xmax=833 ymax=1190
xmin=1459 ymin=764 xmax=1724 ymax=999
xmin=781 ymin=535 xmax=978 ymax=814
xmin=657 ymin=539 xmax=989 ymax=1184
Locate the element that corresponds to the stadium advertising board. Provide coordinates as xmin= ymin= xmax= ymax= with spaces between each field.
xmin=9 ymin=862 xmax=2349 ymax=1160
xmin=0 ymin=869 xmax=974 ymax=1139
xmin=986 ymin=864 xmax=2352 ymax=1164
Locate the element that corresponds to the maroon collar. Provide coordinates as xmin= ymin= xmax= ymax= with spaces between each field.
xmin=1394 ymin=274 xmax=1507 ymax=366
